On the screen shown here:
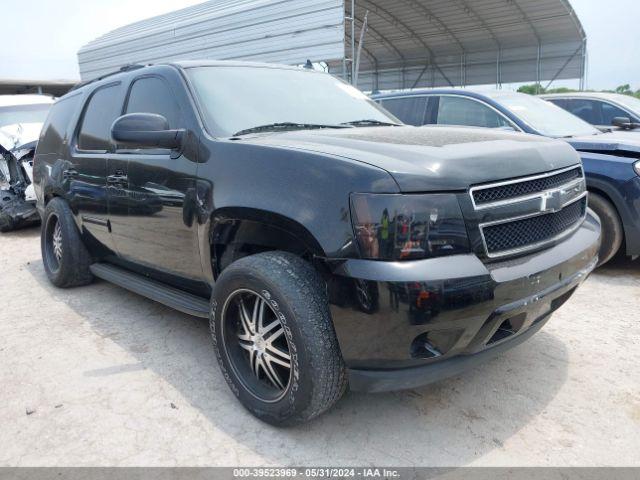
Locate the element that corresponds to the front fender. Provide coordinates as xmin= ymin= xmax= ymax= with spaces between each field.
xmin=581 ymin=152 xmax=640 ymax=255
xmin=194 ymin=139 xmax=399 ymax=282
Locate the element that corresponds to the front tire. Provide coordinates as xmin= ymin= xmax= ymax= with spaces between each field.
xmin=210 ymin=251 xmax=347 ymax=426
xmin=41 ymin=197 xmax=93 ymax=288
xmin=588 ymin=192 xmax=624 ymax=267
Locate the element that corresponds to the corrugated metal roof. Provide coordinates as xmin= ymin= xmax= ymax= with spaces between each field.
xmin=78 ymin=0 xmax=586 ymax=90
xmin=78 ymin=0 xmax=345 ymax=80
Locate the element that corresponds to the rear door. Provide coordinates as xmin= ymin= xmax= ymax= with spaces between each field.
xmin=70 ymin=82 xmax=125 ymax=252
xmin=108 ymin=74 xmax=202 ymax=281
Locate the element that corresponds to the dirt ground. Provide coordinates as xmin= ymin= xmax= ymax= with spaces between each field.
xmin=0 ymin=226 xmax=639 ymax=467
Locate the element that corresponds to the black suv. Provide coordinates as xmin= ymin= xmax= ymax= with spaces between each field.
xmin=33 ymin=61 xmax=600 ymax=425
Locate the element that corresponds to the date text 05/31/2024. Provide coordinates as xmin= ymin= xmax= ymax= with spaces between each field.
xmin=233 ymin=468 xmax=401 ymax=478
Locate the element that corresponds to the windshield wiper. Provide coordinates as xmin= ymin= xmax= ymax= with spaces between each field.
xmin=340 ymin=119 xmax=401 ymax=127
xmin=232 ymin=122 xmax=350 ymax=137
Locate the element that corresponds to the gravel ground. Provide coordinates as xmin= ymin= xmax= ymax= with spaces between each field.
xmin=0 ymin=226 xmax=639 ymax=467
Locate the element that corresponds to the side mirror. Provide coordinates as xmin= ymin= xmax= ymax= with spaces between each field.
xmin=612 ymin=117 xmax=633 ymax=129
xmin=111 ymin=113 xmax=184 ymax=150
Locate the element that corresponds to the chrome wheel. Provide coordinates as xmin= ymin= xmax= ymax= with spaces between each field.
xmin=221 ymin=289 xmax=292 ymax=402
xmin=44 ymin=213 xmax=63 ymax=273
xmin=52 ymin=221 xmax=63 ymax=262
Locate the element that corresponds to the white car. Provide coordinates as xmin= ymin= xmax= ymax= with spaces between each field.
xmin=541 ymin=92 xmax=640 ymax=132
xmin=0 ymin=95 xmax=54 ymax=231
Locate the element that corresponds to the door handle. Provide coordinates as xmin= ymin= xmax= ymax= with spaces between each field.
xmin=107 ymin=170 xmax=128 ymax=185
xmin=63 ymin=168 xmax=79 ymax=179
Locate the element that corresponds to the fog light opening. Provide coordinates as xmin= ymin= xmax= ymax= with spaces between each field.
xmin=410 ymin=335 xmax=442 ymax=359
xmin=486 ymin=312 xmax=527 ymax=346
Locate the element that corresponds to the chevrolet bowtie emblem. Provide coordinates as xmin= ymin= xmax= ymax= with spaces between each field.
xmin=540 ymin=189 xmax=566 ymax=213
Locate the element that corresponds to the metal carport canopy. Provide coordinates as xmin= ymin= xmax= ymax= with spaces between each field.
xmin=77 ymin=0 xmax=586 ymax=91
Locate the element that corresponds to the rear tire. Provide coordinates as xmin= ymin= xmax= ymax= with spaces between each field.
xmin=588 ymin=192 xmax=624 ymax=267
xmin=210 ymin=251 xmax=347 ymax=426
xmin=41 ymin=197 xmax=93 ymax=288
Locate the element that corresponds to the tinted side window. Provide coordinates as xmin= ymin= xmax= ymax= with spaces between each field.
xmin=437 ymin=96 xmax=510 ymax=128
xmin=564 ymin=99 xmax=601 ymax=125
xmin=125 ymin=77 xmax=182 ymax=128
xmin=39 ymin=94 xmax=82 ymax=154
xmin=78 ymin=84 xmax=123 ymax=151
xmin=599 ymin=101 xmax=632 ymax=125
xmin=381 ymin=97 xmax=427 ymax=126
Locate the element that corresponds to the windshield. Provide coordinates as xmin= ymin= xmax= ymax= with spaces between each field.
xmin=485 ymin=92 xmax=600 ymax=137
xmin=186 ymin=66 xmax=398 ymax=137
xmin=0 ymin=104 xmax=51 ymax=129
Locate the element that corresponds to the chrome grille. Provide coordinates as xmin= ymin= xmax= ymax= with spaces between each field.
xmin=470 ymin=165 xmax=587 ymax=258
xmin=472 ymin=167 xmax=582 ymax=206
xmin=483 ymin=197 xmax=586 ymax=254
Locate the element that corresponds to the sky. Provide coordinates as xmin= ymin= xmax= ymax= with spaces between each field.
xmin=1 ymin=0 xmax=639 ymax=91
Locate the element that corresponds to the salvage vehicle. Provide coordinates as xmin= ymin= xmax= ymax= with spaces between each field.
xmin=373 ymin=89 xmax=640 ymax=265
xmin=0 ymin=95 xmax=54 ymax=231
xmin=541 ymin=92 xmax=640 ymax=132
xmin=34 ymin=62 xmax=599 ymax=425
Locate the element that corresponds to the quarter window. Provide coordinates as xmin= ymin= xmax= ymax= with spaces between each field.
xmin=39 ymin=94 xmax=82 ymax=154
xmin=436 ymin=96 xmax=511 ymax=129
xmin=78 ymin=84 xmax=123 ymax=151
xmin=381 ymin=97 xmax=427 ymax=126
xmin=125 ymin=77 xmax=181 ymax=128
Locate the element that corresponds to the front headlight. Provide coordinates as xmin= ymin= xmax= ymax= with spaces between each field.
xmin=350 ymin=193 xmax=470 ymax=260
xmin=634 ymin=161 xmax=640 ymax=176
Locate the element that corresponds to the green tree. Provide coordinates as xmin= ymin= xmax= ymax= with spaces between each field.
xmin=517 ymin=83 xmax=546 ymax=95
xmin=615 ymin=84 xmax=632 ymax=95
xmin=546 ymin=87 xmax=577 ymax=94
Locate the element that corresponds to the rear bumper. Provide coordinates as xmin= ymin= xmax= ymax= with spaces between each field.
xmin=327 ymin=212 xmax=600 ymax=393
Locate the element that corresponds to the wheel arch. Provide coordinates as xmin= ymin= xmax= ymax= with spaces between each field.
xmin=586 ymin=183 xmax=627 ymax=253
xmin=207 ymin=207 xmax=327 ymax=279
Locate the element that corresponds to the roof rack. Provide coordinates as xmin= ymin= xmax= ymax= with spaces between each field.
xmin=70 ymin=64 xmax=148 ymax=91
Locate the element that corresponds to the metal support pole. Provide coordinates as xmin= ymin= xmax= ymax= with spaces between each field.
xmin=536 ymin=44 xmax=541 ymax=94
xmin=460 ymin=53 xmax=466 ymax=88
xmin=580 ymin=39 xmax=587 ymax=91
xmin=544 ymin=44 xmax=582 ymax=91
xmin=350 ymin=0 xmax=356 ymax=83
xmin=496 ymin=49 xmax=502 ymax=89
xmin=411 ymin=62 xmax=430 ymax=89
xmin=354 ymin=10 xmax=368 ymax=88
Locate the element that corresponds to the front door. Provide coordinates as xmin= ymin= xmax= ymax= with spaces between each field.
xmin=108 ymin=75 xmax=202 ymax=281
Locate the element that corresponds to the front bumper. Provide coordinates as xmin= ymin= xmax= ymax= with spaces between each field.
xmin=326 ymin=212 xmax=600 ymax=393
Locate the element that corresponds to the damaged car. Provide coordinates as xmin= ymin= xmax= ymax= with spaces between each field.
xmin=0 ymin=95 xmax=54 ymax=231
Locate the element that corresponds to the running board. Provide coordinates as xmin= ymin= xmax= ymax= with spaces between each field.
xmin=89 ymin=263 xmax=210 ymax=318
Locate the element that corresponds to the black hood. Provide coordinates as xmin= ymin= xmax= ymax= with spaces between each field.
xmin=247 ymin=126 xmax=582 ymax=192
